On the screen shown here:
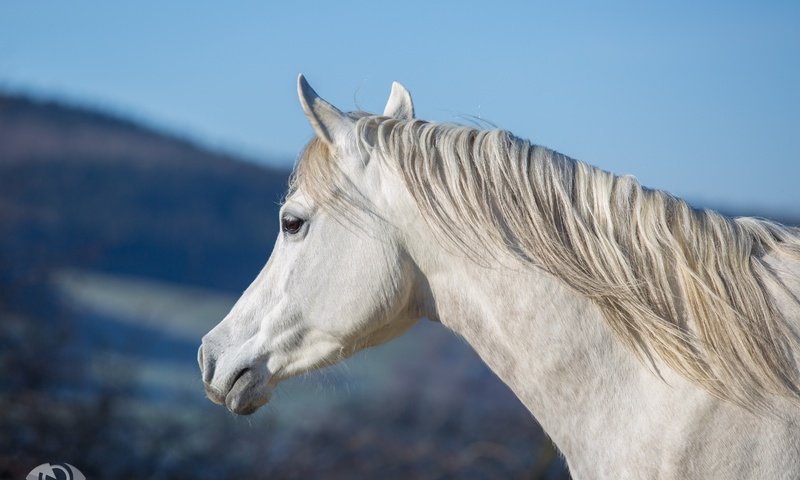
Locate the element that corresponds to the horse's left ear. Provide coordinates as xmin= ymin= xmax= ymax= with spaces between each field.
xmin=297 ymin=74 xmax=355 ymax=146
xmin=383 ymin=81 xmax=415 ymax=120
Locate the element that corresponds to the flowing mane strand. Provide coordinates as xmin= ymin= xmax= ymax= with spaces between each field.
xmin=293 ymin=116 xmax=800 ymax=410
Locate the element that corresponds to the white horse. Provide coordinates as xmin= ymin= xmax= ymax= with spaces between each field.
xmin=199 ymin=75 xmax=800 ymax=478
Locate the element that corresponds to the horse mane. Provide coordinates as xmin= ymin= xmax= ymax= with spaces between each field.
xmin=293 ymin=116 xmax=800 ymax=410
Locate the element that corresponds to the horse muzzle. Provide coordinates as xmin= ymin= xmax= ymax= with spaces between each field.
xmin=198 ymin=343 xmax=273 ymax=415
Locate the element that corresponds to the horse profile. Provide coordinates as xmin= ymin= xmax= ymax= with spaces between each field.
xmin=199 ymin=75 xmax=800 ymax=478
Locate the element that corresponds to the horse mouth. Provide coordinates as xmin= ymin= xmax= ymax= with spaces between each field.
xmin=204 ymin=367 xmax=273 ymax=415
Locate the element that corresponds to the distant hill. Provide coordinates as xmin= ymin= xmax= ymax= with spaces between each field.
xmin=0 ymin=93 xmax=291 ymax=292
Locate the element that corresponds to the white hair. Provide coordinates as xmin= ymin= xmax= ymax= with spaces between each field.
xmin=293 ymin=116 xmax=800 ymax=410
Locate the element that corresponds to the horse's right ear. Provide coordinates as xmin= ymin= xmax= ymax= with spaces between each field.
xmin=297 ymin=74 xmax=354 ymax=146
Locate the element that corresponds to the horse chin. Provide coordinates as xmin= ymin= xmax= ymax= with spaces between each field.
xmin=224 ymin=368 xmax=274 ymax=416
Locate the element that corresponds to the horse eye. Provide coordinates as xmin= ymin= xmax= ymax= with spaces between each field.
xmin=281 ymin=215 xmax=305 ymax=235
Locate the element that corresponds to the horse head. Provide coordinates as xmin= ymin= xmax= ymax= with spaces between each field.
xmin=198 ymin=76 xmax=424 ymax=415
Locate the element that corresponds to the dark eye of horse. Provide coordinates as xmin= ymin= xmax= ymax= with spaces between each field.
xmin=281 ymin=215 xmax=305 ymax=235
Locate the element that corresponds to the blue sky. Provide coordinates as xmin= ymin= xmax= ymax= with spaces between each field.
xmin=1 ymin=1 xmax=798 ymax=211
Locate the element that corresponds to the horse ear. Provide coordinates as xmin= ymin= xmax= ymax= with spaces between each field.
xmin=383 ymin=81 xmax=415 ymax=119
xmin=297 ymin=74 xmax=354 ymax=145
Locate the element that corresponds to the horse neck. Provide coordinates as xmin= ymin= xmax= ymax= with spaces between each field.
xmin=411 ymin=241 xmax=706 ymax=474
